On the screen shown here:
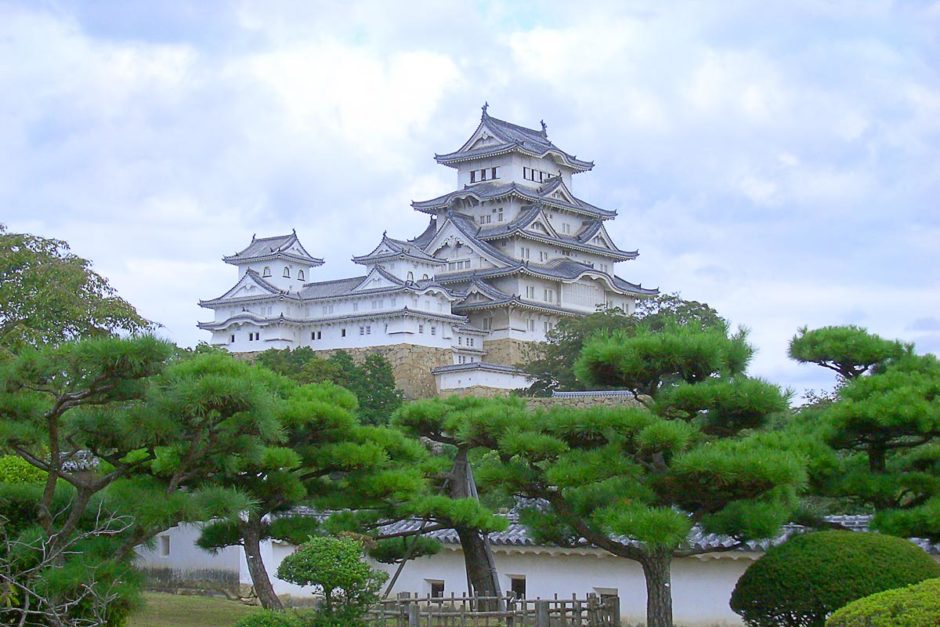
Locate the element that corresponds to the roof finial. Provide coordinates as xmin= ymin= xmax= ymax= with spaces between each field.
xmin=540 ymin=119 xmax=547 ymax=135
xmin=292 ymin=227 xmax=296 ymax=234
xmin=383 ymin=230 xmax=387 ymax=238
xmin=251 ymin=233 xmax=256 ymax=241
xmin=482 ymin=101 xmax=489 ymax=117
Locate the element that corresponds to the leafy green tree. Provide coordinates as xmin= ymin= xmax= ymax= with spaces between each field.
xmin=392 ymin=396 xmax=518 ymax=601
xmin=789 ymin=325 xmax=910 ymax=381
xmin=523 ymin=293 xmax=725 ymax=395
xmin=0 ymin=226 xmax=152 ymax=352
xmin=730 ymin=531 xmax=940 ymax=626
xmin=789 ymin=326 xmax=940 ymax=539
xmin=255 ymin=348 xmax=403 ymax=425
xmin=0 ymin=341 xmax=305 ymax=623
xmin=461 ymin=326 xmax=803 ymax=627
xmin=277 ymin=536 xmax=388 ymax=626
xmin=196 ymin=375 xmax=426 ymax=610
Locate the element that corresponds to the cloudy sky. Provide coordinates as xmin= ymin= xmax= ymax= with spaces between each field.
xmin=2 ymin=0 xmax=938 ymax=398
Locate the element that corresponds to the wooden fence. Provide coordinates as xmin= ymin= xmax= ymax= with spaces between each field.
xmin=365 ymin=593 xmax=620 ymax=626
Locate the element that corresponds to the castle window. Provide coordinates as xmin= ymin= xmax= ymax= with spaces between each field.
xmin=419 ymin=324 xmax=425 ymax=334
xmin=458 ymin=337 xmax=463 ymax=345
xmin=468 ymin=338 xmax=474 ymax=347
xmin=562 ymin=223 xmax=570 ymax=234
xmin=482 ymin=317 xmax=492 ymax=331
xmin=298 ymin=270 xmax=305 ymax=281
xmin=497 ymin=207 xmax=504 ymax=222
xmin=544 ymin=289 xmax=555 ymax=303
xmin=353 ymin=302 xmax=359 ymax=312
xmin=159 ymin=535 xmax=170 ymax=558
xmin=366 ymin=325 xmax=371 ymax=335
xmin=431 ymin=326 xmax=436 ymax=336
xmin=262 ymin=266 xmax=271 ymax=278
xmin=341 ymin=328 xmax=346 ymax=337
xmin=230 ymin=334 xmax=235 ymax=343
xmin=470 ymin=170 xmax=476 ymax=183
xmin=491 ymin=167 xmax=497 ymax=180
xmin=526 ymin=286 xmax=535 ymax=298
xmin=480 ymin=168 xmax=487 ymax=181
xmin=510 ymin=576 xmax=526 ymax=599
xmin=528 ymin=318 xmax=535 ymax=332
xmin=359 ymin=326 xmax=365 ymax=336
xmin=283 ymin=267 xmax=291 ymax=278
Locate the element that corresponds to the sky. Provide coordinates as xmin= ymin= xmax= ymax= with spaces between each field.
xmin=2 ymin=0 xmax=939 ymax=399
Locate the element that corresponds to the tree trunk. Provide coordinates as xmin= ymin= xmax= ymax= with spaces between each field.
xmin=869 ymin=443 xmax=886 ymax=474
xmin=450 ymin=447 xmax=502 ymax=606
xmin=455 ymin=526 xmax=501 ymax=597
xmin=241 ymin=515 xmax=283 ymax=610
xmin=641 ymin=550 xmax=673 ymax=627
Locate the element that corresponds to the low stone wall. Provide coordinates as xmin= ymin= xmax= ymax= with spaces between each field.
xmin=526 ymin=394 xmax=644 ymax=409
xmin=140 ymin=566 xmax=241 ymax=599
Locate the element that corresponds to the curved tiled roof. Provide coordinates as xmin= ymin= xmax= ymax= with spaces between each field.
xmin=434 ymin=109 xmax=594 ymax=172
xmin=353 ymin=233 xmax=445 ymax=265
xmin=411 ymin=180 xmax=617 ymax=221
xmin=223 ymin=232 xmax=324 ymax=266
xmin=376 ymin=512 xmax=940 ymax=555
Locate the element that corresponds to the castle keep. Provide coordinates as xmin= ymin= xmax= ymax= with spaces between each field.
xmin=199 ymin=106 xmax=655 ymax=396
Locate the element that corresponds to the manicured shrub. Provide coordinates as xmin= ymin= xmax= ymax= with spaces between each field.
xmin=276 ymin=536 xmax=387 ymax=626
xmin=233 ymin=610 xmax=307 ymax=627
xmin=730 ymin=531 xmax=940 ymax=626
xmin=0 ymin=455 xmax=46 ymax=484
xmin=827 ymin=578 xmax=940 ymax=627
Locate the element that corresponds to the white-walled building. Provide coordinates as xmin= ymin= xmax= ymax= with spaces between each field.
xmin=198 ymin=106 xmax=656 ymax=395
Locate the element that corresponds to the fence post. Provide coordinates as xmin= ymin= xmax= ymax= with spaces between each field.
xmin=536 ymin=600 xmax=550 ymax=627
xmin=407 ymin=602 xmax=419 ymax=627
xmin=608 ymin=596 xmax=621 ymax=626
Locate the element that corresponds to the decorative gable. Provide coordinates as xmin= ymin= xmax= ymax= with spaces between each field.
xmin=210 ymin=270 xmax=282 ymax=303
xmin=352 ymin=267 xmax=400 ymax=292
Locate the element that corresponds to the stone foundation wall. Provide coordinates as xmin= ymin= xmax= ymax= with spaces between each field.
xmin=526 ymin=395 xmax=644 ymax=410
xmin=311 ymin=345 xmax=454 ymax=400
xmin=482 ymin=338 xmax=541 ymax=367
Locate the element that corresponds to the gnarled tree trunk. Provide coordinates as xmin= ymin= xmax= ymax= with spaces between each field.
xmin=450 ymin=447 xmax=502 ymax=606
xmin=241 ymin=513 xmax=283 ymax=610
xmin=640 ymin=549 xmax=673 ymax=627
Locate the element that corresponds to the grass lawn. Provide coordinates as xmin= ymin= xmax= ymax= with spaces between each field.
xmin=129 ymin=592 xmax=262 ymax=627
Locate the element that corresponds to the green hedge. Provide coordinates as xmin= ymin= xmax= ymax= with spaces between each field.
xmin=730 ymin=531 xmax=940 ymax=626
xmin=828 ymin=578 xmax=940 ymax=626
xmin=0 ymin=455 xmax=47 ymax=484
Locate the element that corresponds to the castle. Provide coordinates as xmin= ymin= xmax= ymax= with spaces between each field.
xmin=198 ymin=106 xmax=656 ymax=397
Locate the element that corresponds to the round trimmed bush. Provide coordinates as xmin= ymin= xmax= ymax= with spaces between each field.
xmin=730 ymin=531 xmax=940 ymax=626
xmin=827 ymin=578 xmax=940 ymax=627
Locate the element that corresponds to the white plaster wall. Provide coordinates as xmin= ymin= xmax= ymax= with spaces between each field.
xmin=135 ymin=523 xmax=240 ymax=574
xmin=436 ymin=369 xmax=532 ymax=391
xmin=456 ymin=155 xmax=509 ymax=188
xmin=260 ymin=544 xmax=748 ymax=626
xmin=237 ymin=261 xmax=314 ymax=292
xmin=142 ymin=526 xmax=756 ymax=625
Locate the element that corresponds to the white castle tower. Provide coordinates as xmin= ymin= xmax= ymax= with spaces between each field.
xmin=199 ymin=106 xmax=656 ymax=397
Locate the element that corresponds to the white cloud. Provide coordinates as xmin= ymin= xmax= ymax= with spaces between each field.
xmin=1 ymin=0 xmax=937 ymax=398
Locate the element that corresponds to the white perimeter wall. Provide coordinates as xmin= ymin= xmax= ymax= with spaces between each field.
xmin=141 ymin=525 xmax=752 ymax=625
